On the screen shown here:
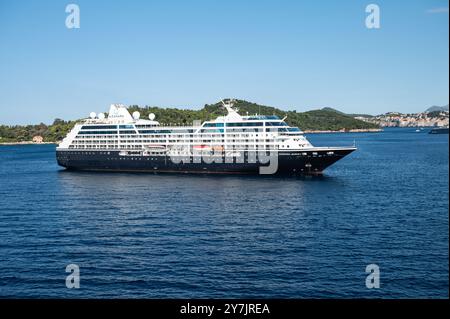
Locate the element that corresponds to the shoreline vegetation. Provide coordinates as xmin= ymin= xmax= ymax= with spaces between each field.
xmin=0 ymin=99 xmax=381 ymax=144
xmin=303 ymin=128 xmax=383 ymax=134
xmin=0 ymin=141 xmax=58 ymax=145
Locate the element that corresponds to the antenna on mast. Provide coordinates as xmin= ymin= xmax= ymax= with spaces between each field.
xmin=221 ymin=98 xmax=238 ymax=113
xmin=220 ymin=98 xmax=242 ymax=121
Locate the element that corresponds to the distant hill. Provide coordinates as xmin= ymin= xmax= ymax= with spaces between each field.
xmin=425 ymin=105 xmax=449 ymax=113
xmin=347 ymin=113 xmax=375 ymax=118
xmin=320 ymin=107 xmax=345 ymax=114
xmin=129 ymin=100 xmax=379 ymax=131
xmin=0 ymin=99 xmax=379 ymax=143
xmin=292 ymin=107 xmax=378 ymax=131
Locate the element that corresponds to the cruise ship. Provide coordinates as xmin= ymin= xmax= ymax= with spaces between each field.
xmin=56 ymin=100 xmax=356 ymax=175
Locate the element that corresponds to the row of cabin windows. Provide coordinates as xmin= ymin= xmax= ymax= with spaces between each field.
xmin=138 ymin=129 xmax=194 ymax=134
xmin=68 ymin=147 xmax=279 ymax=153
xmin=81 ymin=125 xmax=117 ymax=130
xmin=80 ymin=125 xmax=137 ymax=130
xmin=72 ymin=141 xmax=282 ymax=148
xmin=76 ymin=133 xmax=281 ymax=140
xmin=76 ymin=128 xmax=294 ymax=139
xmin=80 ymin=122 xmax=294 ymax=131
xmin=73 ymin=137 xmax=283 ymax=144
xmin=203 ymin=121 xmax=288 ymax=127
xmin=78 ymin=131 xmax=118 ymax=135
xmin=70 ymin=143 xmax=281 ymax=148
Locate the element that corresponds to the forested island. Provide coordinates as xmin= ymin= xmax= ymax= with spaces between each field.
xmin=0 ymin=100 xmax=379 ymax=144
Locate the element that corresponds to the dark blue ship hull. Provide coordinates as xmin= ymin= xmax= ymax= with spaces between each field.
xmin=56 ymin=148 xmax=356 ymax=175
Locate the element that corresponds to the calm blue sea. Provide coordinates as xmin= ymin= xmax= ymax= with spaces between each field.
xmin=0 ymin=128 xmax=448 ymax=298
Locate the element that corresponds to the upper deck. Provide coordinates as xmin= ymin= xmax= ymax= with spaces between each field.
xmin=76 ymin=101 xmax=303 ymax=134
xmin=58 ymin=101 xmax=312 ymax=151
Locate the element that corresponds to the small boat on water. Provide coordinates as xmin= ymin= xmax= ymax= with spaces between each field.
xmin=429 ymin=127 xmax=449 ymax=134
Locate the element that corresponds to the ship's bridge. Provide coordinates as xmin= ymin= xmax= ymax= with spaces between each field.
xmin=242 ymin=115 xmax=280 ymax=120
xmin=204 ymin=100 xmax=303 ymax=134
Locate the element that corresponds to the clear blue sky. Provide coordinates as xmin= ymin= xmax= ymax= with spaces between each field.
xmin=0 ymin=0 xmax=448 ymax=124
